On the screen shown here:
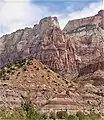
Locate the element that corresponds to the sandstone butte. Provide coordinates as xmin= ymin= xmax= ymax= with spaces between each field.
xmin=0 ymin=10 xmax=103 ymax=115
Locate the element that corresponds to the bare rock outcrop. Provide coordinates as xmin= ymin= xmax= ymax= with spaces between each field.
xmin=63 ymin=10 xmax=104 ymax=34
xmin=63 ymin=10 xmax=104 ymax=76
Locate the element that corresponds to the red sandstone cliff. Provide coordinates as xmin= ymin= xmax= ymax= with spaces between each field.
xmin=0 ymin=10 xmax=103 ymax=77
xmin=63 ymin=10 xmax=104 ymax=33
xmin=63 ymin=10 xmax=104 ymax=76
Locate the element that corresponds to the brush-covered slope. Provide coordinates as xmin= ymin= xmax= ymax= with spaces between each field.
xmin=0 ymin=58 xmax=69 ymax=109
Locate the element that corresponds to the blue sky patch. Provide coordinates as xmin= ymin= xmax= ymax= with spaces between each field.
xmin=31 ymin=0 xmax=102 ymax=13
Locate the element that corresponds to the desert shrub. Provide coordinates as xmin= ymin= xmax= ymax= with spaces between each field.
xmin=47 ymin=75 xmax=50 ymax=77
xmin=57 ymin=75 xmax=60 ymax=78
xmin=56 ymin=111 xmax=68 ymax=119
xmin=34 ymin=66 xmax=36 ymax=68
xmin=36 ymin=68 xmax=39 ymax=70
xmin=43 ymin=66 xmax=47 ymax=69
xmin=28 ymin=56 xmax=33 ymax=61
xmin=64 ymin=115 xmax=78 ymax=120
xmin=49 ymin=111 xmax=56 ymax=120
xmin=93 ymin=79 xmax=104 ymax=86
xmin=21 ymin=94 xmax=47 ymax=120
xmin=41 ymin=75 xmax=44 ymax=78
xmin=0 ymin=58 xmax=34 ymax=80
xmin=0 ymin=108 xmax=103 ymax=120
xmin=6 ymin=69 xmax=11 ymax=73
xmin=47 ymin=70 xmax=50 ymax=72
xmin=76 ymin=111 xmax=84 ymax=117
xmin=78 ymin=112 xmax=102 ymax=120
xmin=22 ymin=66 xmax=28 ymax=72
xmin=5 ymin=76 xmax=9 ymax=80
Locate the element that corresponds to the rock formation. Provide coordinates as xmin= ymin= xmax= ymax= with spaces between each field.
xmin=63 ymin=10 xmax=104 ymax=33
xmin=0 ymin=16 xmax=78 ymax=76
xmin=0 ymin=10 xmax=104 ymax=115
xmin=63 ymin=10 xmax=104 ymax=76
xmin=0 ymin=10 xmax=103 ymax=77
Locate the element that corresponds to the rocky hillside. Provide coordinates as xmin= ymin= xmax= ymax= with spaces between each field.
xmin=0 ymin=57 xmax=104 ymax=115
xmin=0 ymin=58 xmax=69 ymax=110
xmin=41 ymin=68 xmax=104 ymax=115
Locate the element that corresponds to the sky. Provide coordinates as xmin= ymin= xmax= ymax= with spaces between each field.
xmin=0 ymin=0 xmax=103 ymax=36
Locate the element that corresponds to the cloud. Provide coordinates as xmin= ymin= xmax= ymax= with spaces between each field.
xmin=68 ymin=2 xmax=102 ymax=20
xmin=58 ymin=2 xmax=102 ymax=29
xmin=0 ymin=0 xmax=50 ymax=36
xmin=0 ymin=0 xmax=103 ymax=36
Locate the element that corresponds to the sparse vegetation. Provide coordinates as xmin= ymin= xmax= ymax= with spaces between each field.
xmin=57 ymin=75 xmax=60 ymax=78
xmin=0 ymin=58 xmax=103 ymax=120
xmin=0 ymin=108 xmax=103 ymax=120
xmin=47 ymin=70 xmax=50 ymax=72
xmin=22 ymin=66 xmax=28 ymax=72
xmin=43 ymin=66 xmax=47 ymax=69
xmin=41 ymin=75 xmax=44 ymax=78
xmin=36 ymin=68 xmax=39 ymax=70
xmin=0 ymin=94 xmax=103 ymax=120
xmin=0 ymin=58 xmax=33 ymax=80
xmin=93 ymin=79 xmax=104 ymax=86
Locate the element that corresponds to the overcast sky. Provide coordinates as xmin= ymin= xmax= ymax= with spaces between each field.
xmin=0 ymin=0 xmax=103 ymax=36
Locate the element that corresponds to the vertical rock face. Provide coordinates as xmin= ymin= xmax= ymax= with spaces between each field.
xmin=63 ymin=10 xmax=104 ymax=34
xmin=68 ymin=29 xmax=104 ymax=75
xmin=29 ymin=16 xmax=78 ymax=75
xmin=0 ymin=10 xmax=104 ymax=77
xmin=0 ymin=16 xmax=78 ymax=76
xmin=63 ymin=10 xmax=104 ymax=76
